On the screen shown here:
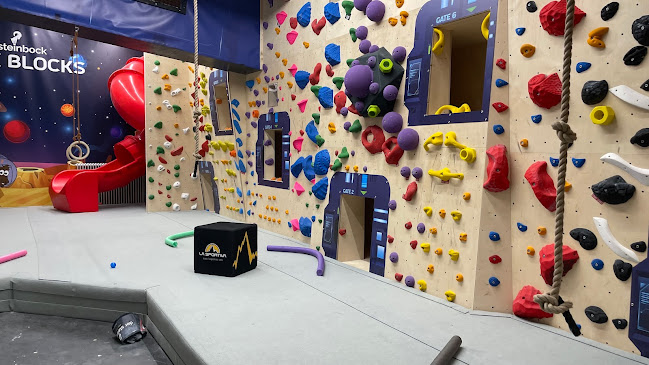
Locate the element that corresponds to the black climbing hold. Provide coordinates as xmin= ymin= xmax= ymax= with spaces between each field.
xmin=585 ymin=306 xmax=608 ymax=324
xmin=632 ymin=15 xmax=649 ymax=46
xmin=613 ymin=259 xmax=633 ymax=281
xmin=601 ymin=2 xmax=619 ymax=21
xmin=526 ymin=1 xmax=537 ymax=13
xmin=641 ymin=79 xmax=649 ymax=92
xmin=631 ymin=241 xmax=647 ymax=252
xmin=612 ymin=318 xmax=628 ymax=330
xmin=591 ymin=175 xmax=636 ymax=205
xmin=581 ymin=80 xmax=609 ymax=105
xmin=631 ymin=128 xmax=649 ymax=147
xmin=570 ymin=228 xmax=598 ymax=250
xmin=623 ymin=46 xmax=647 ymax=66
xmin=205 ymin=134 xmax=212 ymax=141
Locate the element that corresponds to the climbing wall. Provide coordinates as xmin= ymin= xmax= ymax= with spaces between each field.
xmin=508 ymin=0 xmax=649 ymax=354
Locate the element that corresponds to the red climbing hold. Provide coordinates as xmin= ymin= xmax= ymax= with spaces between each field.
xmin=489 ymin=255 xmax=502 ymax=264
xmin=410 ymin=240 xmax=418 ymax=249
xmin=347 ymin=103 xmax=360 ymax=115
xmin=539 ymin=244 xmax=579 ymax=285
xmin=291 ymin=94 xmax=297 ymax=101
xmin=309 ymin=63 xmax=322 ymax=85
xmin=164 ymin=135 xmax=173 ymax=142
xmin=382 ymin=137 xmax=404 ymax=165
xmin=170 ymin=146 xmax=183 ymax=156
xmin=496 ymin=58 xmax=506 ymax=69
xmin=334 ymin=91 xmax=347 ymax=114
xmin=158 ymin=190 xmax=163 ymax=194
xmin=528 ymin=73 xmax=562 ymax=109
xmin=198 ymin=125 xmax=205 ymax=132
xmin=540 ymin=0 xmax=586 ymax=37
xmin=483 ymin=144 xmax=510 ymax=192
xmin=339 ymin=229 xmax=347 ymax=236
xmin=299 ymin=129 xmax=305 ymax=135
xmin=513 ymin=285 xmax=554 ymax=319
xmin=326 ymin=64 xmax=334 ymax=77
xmin=290 ymin=17 xmax=297 ymax=29
xmin=158 ymin=156 xmax=167 ymax=164
xmin=524 ymin=161 xmax=556 ymax=212
xmin=387 ymin=235 xmax=394 ymax=243
xmin=402 ymin=181 xmax=417 ymax=202
xmin=361 ymin=125 xmax=386 ymax=154
xmin=395 ymin=273 xmax=403 ymax=282
xmin=492 ymin=102 xmax=509 ymax=113
xmin=405 ymin=221 xmax=412 ymax=229
xmin=311 ymin=16 xmax=326 ymax=35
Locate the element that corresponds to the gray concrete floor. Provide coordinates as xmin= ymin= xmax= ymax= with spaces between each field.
xmin=1 ymin=205 xmax=648 ymax=365
xmin=0 ymin=312 xmax=171 ymax=365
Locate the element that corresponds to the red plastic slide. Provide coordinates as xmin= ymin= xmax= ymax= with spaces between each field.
xmin=49 ymin=57 xmax=146 ymax=212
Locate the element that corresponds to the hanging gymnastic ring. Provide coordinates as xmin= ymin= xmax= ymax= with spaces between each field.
xmin=66 ymin=140 xmax=90 ymax=162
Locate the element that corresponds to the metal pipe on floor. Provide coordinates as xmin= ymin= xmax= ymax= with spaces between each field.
xmin=431 ymin=335 xmax=462 ymax=365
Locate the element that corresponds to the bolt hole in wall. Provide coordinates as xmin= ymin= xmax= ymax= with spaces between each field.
xmin=264 ymin=129 xmax=283 ymax=180
xmin=338 ymin=194 xmax=374 ymax=271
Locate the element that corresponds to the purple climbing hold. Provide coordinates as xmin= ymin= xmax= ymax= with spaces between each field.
xmin=405 ymin=275 xmax=415 ymax=287
xmin=412 ymin=167 xmax=423 ymax=180
xmin=355 ymin=25 xmax=368 ymax=40
xmin=248 ymin=161 xmax=253 ymax=167
xmin=265 ymin=158 xmax=274 ymax=165
xmin=354 ymin=101 xmax=365 ymax=111
xmin=400 ymin=166 xmax=411 ymax=178
xmin=246 ymin=112 xmax=252 ymax=119
xmin=264 ymin=76 xmax=271 ymax=83
xmin=263 ymin=64 xmax=268 ymax=73
xmin=254 ymin=89 xmax=259 ymax=96
xmin=389 ymin=251 xmax=399 ymax=263
xmin=246 ymin=150 xmax=252 ymax=157
xmin=417 ymin=223 xmax=425 ymax=233
xmin=369 ymin=82 xmax=380 ymax=94
xmin=263 ymin=21 xmax=269 ymax=29
xmin=363 ymin=166 xmax=367 ymax=172
xmin=369 ymin=45 xmax=379 ymax=53
xmin=397 ymin=128 xmax=419 ymax=151
xmin=382 ymin=112 xmax=403 ymax=133
xmin=366 ymin=0 xmax=385 ymax=22
xmin=388 ymin=199 xmax=397 ymax=210
xmin=267 ymin=43 xmax=274 ymax=50
xmin=392 ymin=46 xmax=407 ymax=63
xmin=354 ymin=0 xmax=372 ymax=11
xmin=351 ymin=59 xmax=361 ymax=67
xmin=269 ymin=108 xmax=274 ymax=114
xmin=351 ymin=150 xmax=356 ymax=156
xmin=383 ymin=84 xmax=398 ymax=101
xmin=344 ymin=65 xmax=374 ymax=98
xmin=341 ymin=107 xmax=349 ymax=116
xmin=256 ymin=100 xmax=261 ymax=107
xmin=344 ymin=121 xmax=352 ymax=130
xmin=359 ymin=39 xmax=372 ymax=54
xmin=264 ymin=139 xmax=272 ymax=146
xmin=367 ymin=56 xmax=377 ymax=68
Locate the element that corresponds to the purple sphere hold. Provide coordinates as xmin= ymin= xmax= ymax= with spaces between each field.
xmin=389 ymin=252 xmax=399 ymax=263
xmin=366 ymin=0 xmax=385 ymax=22
xmin=412 ymin=167 xmax=423 ymax=180
xmin=397 ymin=128 xmax=420 ymax=151
xmin=363 ymin=166 xmax=367 ymax=172
xmin=359 ymin=39 xmax=372 ymax=54
xmin=388 ymin=199 xmax=397 ymax=210
xmin=351 ymin=150 xmax=356 ymax=156
xmin=367 ymin=56 xmax=377 ymax=68
xmin=392 ymin=46 xmax=407 ymax=63
xmin=382 ymin=112 xmax=403 ymax=133
xmin=344 ymin=121 xmax=352 ymax=130
xmin=341 ymin=107 xmax=349 ymax=116
xmin=400 ymin=166 xmax=411 ymax=178
xmin=369 ymin=82 xmax=380 ymax=94
xmin=354 ymin=101 xmax=365 ymax=111
xmin=345 ymin=89 xmax=352 ymax=98
xmin=356 ymin=25 xmax=368 ymax=40
xmin=354 ymin=0 xmax=372 ymax=12
xmin=417 ymin=223 xmax=425 ymax=233
xmin=369 ymin=45 xmax=379 ymax=53
xmin=405 ymin=275 xmax=415 ymax=287
xmin=351 ymin=60 xmax=361 ymax=67
xmin=383 ymin=84 xmax=399 ymax=101
xmin=344 ymin=65 xmax=374 ymax=98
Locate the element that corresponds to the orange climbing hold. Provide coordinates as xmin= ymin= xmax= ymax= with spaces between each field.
xmin=303 ymin=42 xmax=310 ymax=48
xmin=587 ymin=27 xmax=609 ymax=48
xmin=520 ymin=44 xmax=536 ymax=58
xmin=388 ymin=17 xmax=398 ymax=26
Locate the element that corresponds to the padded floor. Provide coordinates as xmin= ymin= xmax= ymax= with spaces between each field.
xmin=1 ymin=206 xmax=648 ymax=365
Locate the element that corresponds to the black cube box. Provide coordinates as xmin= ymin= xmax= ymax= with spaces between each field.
xmin=194 ymin=222 xmax=257 ymax=277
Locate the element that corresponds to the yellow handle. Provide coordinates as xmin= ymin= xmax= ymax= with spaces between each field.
xmin=423 ymin=132 xmax=444 ymax=151
xmin=432 ymin=28 xmax=445 ymax=55
xmin=428 ymin=167 xmax=464 ymax=181
xmin=481 ymin=12 xmax=490 ymax=40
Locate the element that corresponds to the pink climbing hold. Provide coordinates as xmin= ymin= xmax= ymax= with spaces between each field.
xmin=293 ymin=137 xmax=304 ymax=152
xmin=290 ymin=218 xmax=300 ymax=231
xmin=297 ymin=99 xmax=308 ymax=113
xmin=288 ymin=64 xmax=298 ymax=77
xmin=402 ymin=181 xmax=417 ymax=201
xmin=286 ymin=31 xmax=299 ymax=45
xmin=276 ymin=11 xmax=288 ymax=25
xmin=294 ymin=181 xmax=305 ymax=196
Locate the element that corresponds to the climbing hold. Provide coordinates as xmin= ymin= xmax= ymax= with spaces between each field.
xmin=439 ymin=210 xmax=446 ymax=218
xmin=365 ymin=0 xmax=385 ymax=22
xmin=421 ymin=243 xmax=430 ymax=253
xmin=484 ymin=144 xmax=510 ymax=192
xmin=572 ymin=158 xmax=586 ymax=168
xmin=416 ymin=280 xmax=427 ymax=292
xmin=396 ymin=128 xmax=419 ymax=151
xmin=531 ymin=114 xmax=542 ymax=124
xmin=515 ymin=27 xmax=526 ymax=36
xmin=400 ymin=11 xmax=409 ymax=26
xmin=590 ymin=106 xmax=615 ymax=125
xmin=381 ymin=137 xmax=404 ymax=165
xmin=492 ymin=103 xmax=509 ymax=113
xmin=459 ymin=233 xmax=467 ymax=242
xmin=297 ymin=2 xmax=312 ymax=27
xmin=576 ymin=62 xmax=591 ymax=73
xmin=601 ymin=2 xmax=619 ymax=21
xmin=495 ymin=79 xmax=509 ymax=88
xmin=623 ymin=46 xmax=647 ymax=66
xmin=540 ymin=244 xmax=579 ymax=285
xmin=450 ymin=211 xmax=462 ymax=221
xmin=361 ymin=125 xmax=385 ymax=154
xmin=526 ymin=1 xmax=537 ymax=12
xmin=291 ymin=156 xmax=305 ymax=178
xmin=455 ymin=273 xmax=464 ymax=282
xmin=489 ymin=255 xmax=502 ymax=264
xmin=537 ymin=226 xmax=547 ymax=236
xmin=591 ymin=175 xmax=635 ymax=205
xmin=435 ymin=104 xmax=470 ymax=115
xmin=423 ymin=132 xmax=443 ymax=151
xmin=444 ymin=290 xmax=456 ymax=302
xmin=528 ymin=73 xmax=562 ymax=109
xmin=306 ymin=121 xmax=325 ymax=147
xmin=405 ymin=222 xmax=412 ymax=230
xmin=388 ymin=17 xmax=398 ymax=26
xmin=324 ymin=2 xmax=340 ymax=24
xmin=416 ymin=223 xmax=426 ymax=234
xmin=154 ymin=87 xmax=162 ymax=95
xmin=585 ymin=306 xmax=609 ymax=324
xmin=549 ymin=157 xmax=559 ymax=167
xmin=581 ymin=80 xmax=609 ymax=105
xmin=426 ymin=265 xmax=434 ymax=274
xmin=428 ymin=168 xmax=463 ymax=182
xmin=496 ymin=58 xmax=506 ymax=69
xmin=591 ymin=259 xmax=604 ymax=270
xmin=379 ymin=59 xmax=393 ymax=74
xmin=448 ymin=249 xmax=459 ymax=261
xmin=402 ymin=181 xmax=417 ymax=201
xmin=489 ymin=232 xmax=500 ymax=241
xmin=527 ymin=246 xmax=535 ymax=256
xmin=489 ymin=277 xmax=501 ymax=287
xmin=405 ymin=276 xmax=415 ymax=288
xmin=609 ymin=85 xmax=649 ymax=111
xmin=613 ymin=319 xmax=628 ymax=330
xmin=388 ymin=200 xmax=397 ymax=210
xmin=520 ymin=139 xmax=529 ymax=147
xmin=631 ymin=241 xmax=647 ymax=252
xmin=295 ymin=71 xmax=310 ymax=89
xmin=423 ymin=207 xmax=432 ymax=217
xmin=633 ymin=16 xmax=649 ymax=46
xmin=325 ymin=43 xmax=341 ymax=66
xmin=292 ymin=137 xmax=304 ymax=152
xmin=412 ymin=167 xmax=423 ymax=180
xmin=312 ymin=177 xmax=329 ymax=200
xmin=520 ymin=44 xmax=536 ymax=58
xmin=394 ymin=273 xmax=403 ymax=282
xmin=492 ymin=124 xmax=505 ymax=134
xmin=517 ymin=223 xmax=527 ymax=232
xmin=593 ymin=217 xmax=640 ymax=263
xmin=410 ymin=240 xmax=418 ymax=249
xmin=525 ymin=161 xmax=556 ymax=212
xmin=303 ymin=156 xmax=316 ymax=181
xmin=540 ymin=1 xmax=585 ymax=36
xmin=332 ymin=77 xmax=344 ymax=90
xmin=359 ymin=39 xmax=372 ymax=54
xmin=434 ymin=248 xmax=442 ymax=255
xmin=392 ymin=46 xmax=407 ymax=63
xmin=631 ymin=128 xmax=649 ymax=147
xmin=326 ymin=65 xmax=334 ymax=77
xmin=318 ymin=87 xmax=334 ymax=109
xmin=587 ymin=27 xmax=609 ymax=48
xmin=382 ymin=112 xmax=403 ymax=134
xmin=327 ymin=122 xmax=337 ymax=134
xmin=570 ymin=228 xmax=598 ymax=250
xmin=297 ymin=99 xmax=308 ymax=113
xmin=314 ymin=149 xmax=331 ymax=175
xmin=513 ymin=285 xmax=553 ymax=319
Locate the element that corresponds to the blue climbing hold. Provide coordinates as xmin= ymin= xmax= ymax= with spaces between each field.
xmin=318 ymin=86 xmax=334 ymax=109
xmin=299 ymin=216 xmax=312 ymax=237
xmin=305 ymin=120 xmax=321 ymax=145
xmin=515 ymin=27 xmax=526 ymax=36
xmin=236 ymin=187 xmax=243 ymax=197
xmin=303 ymin=155 xmax=316 ymax=181
xmin=288 ymin=221 xmax=292 ymax=228
xmin=324 ymin=43 xmax=341 ymax=66
xmin=489 ymin=277 xmax=501 ymax=286
xmin=493 ymin=124 xmax=505 ymax=135
xmin=591 ymin=259 xmax=604 ymax=270
xmin=237 ymin=150 xmax=244 ymax=158
xmin=239 ymin=208 xmax=244 ymax=214
xmin=236 ymin=137 xmax=243 ymax=147
xmin=576 ymin=62 xmax=591 ymax=73
xmin=495 ymin=78 xmax=509 ymax=88
xmin=531 ymin=114 xmax=542 ymax=124
xmin=231 ymin=108 xmax=240 ymax=121
xmin=245 ymin=80 xmax=255 ymax=89
xmin=517 ymin=222 xmax=528 ymax=232
xmin=247 ymin=209 xmax=251 ymax=216
xmin=314 ymin=149 xmax=331 ymax=175
xmin=311 ymin=215 xmax=316 ymax=222
xmin=247 ymin=190 xmax=251 ymax=196
xmin=238 ymin=159 xmax=246 ymax=173
xmin=489 ymin=231 xmax=501 ymax=241
xmin=549 ymin=157 xmax=559 ymax=167
xmin=231 ymin=99 xmax=240 ymax=108
xmin=572 ymin=157 xmax=586 ymax=168
xmin=295 ymin=71 xmax=311 ymax=89
xmin=291 ymin=156 xmax=305 ymax=178
xmin=312 ymin=177 xmax=329 ymax=200
xmin=297 ymin=2 xmax=312 ymax=27
xmin=253 ymin=200 xmax=257 ymax=206
xmin=233 ymin=119 xmax=242 ymax=134
xmin=324 ymin=2 xmax=340 ymax=24
xmin=110 ymin=262 xmax=116 ymax=268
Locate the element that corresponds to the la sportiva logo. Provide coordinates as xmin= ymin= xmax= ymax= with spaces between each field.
xmin=199 ymin=243 xmax=227 ymax=258
xmin=1 ymin=29 xmax=87 ymax=74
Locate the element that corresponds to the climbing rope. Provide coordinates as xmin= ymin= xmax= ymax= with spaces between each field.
xmin=191 ymin=0 xmax=201 ymax=178
xmin=533 ymin=0 xmax=578 ymax=323
xmin=66 ymin=26 xmax=90 ymax=163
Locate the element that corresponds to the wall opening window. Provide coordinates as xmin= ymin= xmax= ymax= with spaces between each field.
xmin=268 ymin=83 xmax=278 ymax=107
xmin=256 ymin=112 xmax=290 ymax=189
xmin=263 ymin=129 xmax=283 ymax=181
xmin=209 ymin=70 xmax=233 ymax=135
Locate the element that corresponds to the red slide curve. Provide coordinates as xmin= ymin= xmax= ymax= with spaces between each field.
xmin=50 ymin=57 xmax=146 ymax=212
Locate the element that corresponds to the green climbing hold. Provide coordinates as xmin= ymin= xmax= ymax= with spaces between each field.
xmin=306 ymin=203 xmax=309 ymax=207
xmin=165 ymin=202 xmax=172 ymax=207
xmin=148 ymin=177 xmax=154 ymax=183
xmin=315 ymin=135 xmax=325 ymax=147
xmin=332 ymin=77 xmax=344 ymax=90
xmin=379 ymin=59 xmax=393 ymax=74
xmin=182 ymin=87 xmax=186 ymax=91
xmin=166 ymin=185 xmax=172 ymax=191
xmin=154 ymin=121 xmax=163 ymax=129
xmin=170 ymin=68 xmax=178 ymax=76
xmin=316 ymin=245 xmax=321 ymax=251
xmin=174 ymin=172 xmax=180 ymax=178
xmin=156 ymin=146 xmax=165 ymax=154
xmin=367 ymin=105 xmax=381 ymax=118
xmin=154 ymin=87 xmax=162 ymax=95
xmin=338 ymin=147 xmax=349 ymax=159
xmin=148 ymin=195 xmax=155 ymax=200
xmin=154 ymin=60 xmax=160 ymax=65
xmin=174 ymin=164 xmax=180 ymax=170
xmin=318 ymin=220 xmax=322 ymax=224
xmin=312 ymin=113 xmax=320 ymax=125
xmin=331 ymin=159 xmax=342 ymax=171
xmin=175 ymin=133 xmax=179 ymax=136
xmin=346 ymin=58 xmax=354 ymax=67
xmin=349 ymin=28 xmax=357 ymax=42
xmin=341 ymin=1 xmax=354 ymax=17
xmin=200 ymin=72 xmax=205 ymax=79
xmin=172 ymin=105 xmax=181 ymax=113
xmin=308 ymin=192 xmax=312 ymax=196
xmin=147 ymin=159 xmax=155 ymax=167
xmin=316 ymin=204 xmax=320 ymax=209
xmin=348 ymin=119 xmax=362 ymax=133
xmin=310 ymin=85 xmax=322 ymax=98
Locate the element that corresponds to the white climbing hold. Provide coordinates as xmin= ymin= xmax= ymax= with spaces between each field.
xmin=157 ymin=165 xmax=165 ymax=172
xmin=149 ymin=144 xmax=153 ymax=148
xmin=182 ymin=127 xmax=190 ymax=134
xmin=152 ymin=65 xmax=159 ymax=73
xmin=190 ymin=173 xmax=198 ymax=180
xmin=181 ymin=193 xmax=189 ymax=200
xmin=172 ymin=203 xmax=180 ymax=211
xmin=592 ymin=217 xmax=640 ymax=263
xmin=148 ymin=128 xmax=153 ymax=132
xmin=171 ymin=88 xmax=182 ymax=96
xmin=163 ymin=141 xmax=172 ymax=149
xmin=609 ymin=85 xmax=649 ymax=111
xmin=600 ymin=153 xmax=649 ymax=186
xmin=163 ymin=100 xmax=172 ymax=109
xmin=190 ymin=203 xmax=198 ymax=210
xmin=180 ymin=157 xmax=186 ymax=162
xmin=173 ymin=181 xmax=181 ymax=188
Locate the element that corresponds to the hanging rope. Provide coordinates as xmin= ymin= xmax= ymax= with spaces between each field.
xmin=533 ymin=0 xmax=579 ymax=324
xmin=66 ymin=26 xmax=90 ymax=163
xmin=191 ymin=0 xmax=202 ymax=177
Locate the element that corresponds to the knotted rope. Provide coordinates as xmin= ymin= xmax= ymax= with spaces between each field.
xmin=192 ymin=0 xmax=201 ymax=161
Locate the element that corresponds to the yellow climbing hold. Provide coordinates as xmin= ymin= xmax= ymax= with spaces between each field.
xmin=162 ymin=74 xmax=169 ymax=79
xmin=455 ymin=273 xmax=464 ymax=282
xmin=435 ymin=104 xmax=471 ymax=115
xmin=434 ymin=248 xmax=443 ymax=255
xmin=481 ymin=12 xmax=490 ymax=40
xmin=565 ymin=182 xmax=572 ymax=192
xmin=275 ymin=52 xmax=281 ymax=58
xmin=285 ymin=210 xmax=289 ymax=214
xmin=421 ymin=243 xmax=431 ymax=253
xmin=353 ymin=165 xmax=359 ymax=172
xmin=459 ymin=232 xmax=467 ymax=241
xmin=444 ymin=131 xmax=466 ymax=149
xmin=537 ymin=226 xmax=547 ymax=235
xmin=400 ymin=11 xmax=409 ymax=26
xmin=423 ymin=206 xmax=433 ymax=217
xmin=444 ymin=290 xmax=456 ymax=302
xmin=429 ymin=227 xmax=437 ymax=234
xmin=432 ymin=28 xmax=445 ymax=55
xmin=388 ymin=17 xmax=398 ymax=26
xmin=303 ymin=42 xmax=310 ymax=48
xmin=590 ymin=106 xmax=615 ymax=125
xmin=417 ymin=280 xmax=427 ymax=292
xmin=427 ymin=264 xmax=434 ymax=273
xmin=204 ymin=124 xmax=213 ymax=132
xmin=428 ymin=168 xmax=464 ymax=181
xmin=282 ymin=59 xmax=288 ymax=66
xmin=448 ymin=249 xmax=459 ymax=261
xmin=328 ymin=122 xmax=337 ymax=133
xmin=450 ymin=211 xmax=462 ymax=221
xmin=345 ymin=165 xmax=350 ymax=171
xmin=275 ymin=27 xmax=280 ymax=35
xmin=527 ymin=246 xmax=536 ymax=256
xmin=164 ymin=84 xmax=171 ymax=91
xmin=439 ymin=209 xmax=446 ymax=218
xmin=587 ymin=27 xmax=608 ymax=48
xmin=263 ymin=87 xmax=268 ymax=93
xmin=423 ymin=132 xmax=443 ymax=151
xmin=227 ymin=187 xmax=235 ymax=193
xmin=188 ymin=65 xmax=194 ymax=72
xmin=279 ymin=71 xmax=285 ymax=79
xmin=520 ymin=44 xmax=536 ymax=58
xmin=256 ymin=77 xmax=261 ymax=84
xmin=520 ymin=138 xmax=529 ymax=147
xmin=460 ymin=148 xmax=476 ymax=163
xmin=462 ymin=192 xmax=471 ymax=200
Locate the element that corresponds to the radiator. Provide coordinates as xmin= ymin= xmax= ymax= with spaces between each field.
xmin=74 ymin=163 xmax=146 ymax=205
